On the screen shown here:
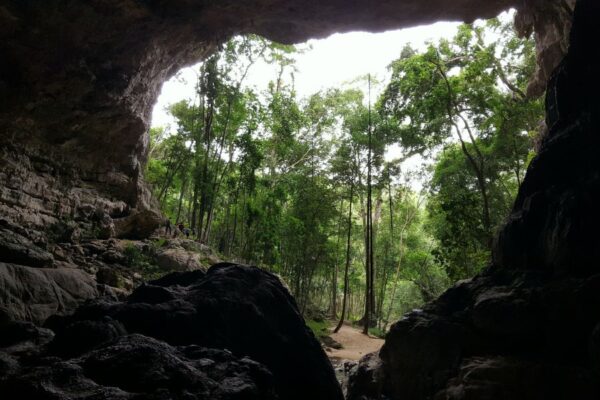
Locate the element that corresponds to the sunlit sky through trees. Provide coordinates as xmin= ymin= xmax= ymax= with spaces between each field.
xmin=151 ymin=16 xmax=512 ymax=190
xmin=152 ymin=22 xmax=463 ymax=114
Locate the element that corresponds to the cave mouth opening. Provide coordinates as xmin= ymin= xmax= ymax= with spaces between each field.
xmin=4 ymin=1 xmax=600 ymax=400
xmin=144 ymin=8 xmax=544 ymax=335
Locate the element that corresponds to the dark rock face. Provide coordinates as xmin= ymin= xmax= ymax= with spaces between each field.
xmin=1 ymin=332 xmax=279 ymax=400
xmin=515 ymin=0 xmax=576 ymax=97
xmin=1 ymin=263 xmax=342 ymax=400
xmin=0 ymin=262 xmax=99 ymax=323
xmin=347 ymin=1 xmax=600 ymax=399
xmin=346 ymin=352 xmax=384 ymax=400
xmin=495 ymin=0 xmax=600 ymax=275
xmin=41 ymin=263 xmax=343 ymax=400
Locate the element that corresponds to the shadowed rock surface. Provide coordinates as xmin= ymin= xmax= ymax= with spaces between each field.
xmin=48 ymin=263 xmax=342 ymax=400
xmin=0 ymin=331 xmax=279 ymax=400
xmin=347 ymin=1 xmax=600 ymax=399
xmin=1 ymin=263 xmax=343 ymax=400
xmin=0 ymin=263 xmax=99 ymax=324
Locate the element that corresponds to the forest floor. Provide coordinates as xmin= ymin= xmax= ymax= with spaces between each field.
xmin=327 ymin=324 xmax=384 ymax=361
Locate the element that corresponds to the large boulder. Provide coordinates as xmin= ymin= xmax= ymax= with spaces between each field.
xmin=113 ymin=209 xmax=163 ymax=239
xmin=0 ymin=263 xmax=98 ymax=324
xmin=0 ymin=228 xmax=53 ymax=267
xmin=347 ymin=268 xmax=600 ymax=400
xmin=47 ymin=263 xmax=343 ymax=400
xmin=437 ymin=356 xmax=596 ymax=400
xmin=155 ymin=248 xmax=204 ymax=271
xmin=0 ymin=333 xmax=278 ymax=400
xmin=154 ymin=240 xmax=221 ymax=272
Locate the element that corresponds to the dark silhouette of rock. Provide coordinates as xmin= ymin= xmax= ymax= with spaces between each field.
xmin=346 ymin=352 xmax=384 ymax=400
xmin=0 ymin=334 xmax=279 ymax=400
xmin=42 ymin=263 xmax=343 ymax=400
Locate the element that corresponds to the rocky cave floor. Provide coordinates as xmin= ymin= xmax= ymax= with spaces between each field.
xmin=0 ymin=259 xmax=345 ymax=400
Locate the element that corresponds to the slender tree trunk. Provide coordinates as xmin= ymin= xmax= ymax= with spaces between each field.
xmin=383 ymin=195 xmax=421 ymax=330
xmin=363 ymin=74 xmax=373 ymax=335
xmin=331 ymin=198 xmax=344 ymax=319
xmin=229 ymin=185 xmax=241 ymax=256
xmin=175 ymin=178 xmax=188 ymax=224
xmin=433 ymin=58 xmax=492 ymax=247
xmin=334 ymin=178 xmax=354 ymax=333
xmin=190 ymin=182 xmax=199 ymax=231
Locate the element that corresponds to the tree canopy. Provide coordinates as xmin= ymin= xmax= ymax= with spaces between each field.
xmin=146 ymin=16 xmax=543 ymax=332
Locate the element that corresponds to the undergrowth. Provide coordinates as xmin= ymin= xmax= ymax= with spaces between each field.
xmin=123 ymin=243 xmax=164 ymax=281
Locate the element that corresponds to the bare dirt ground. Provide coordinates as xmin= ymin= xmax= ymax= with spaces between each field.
xmin=326 ymin=324 xmax=384 ymax=361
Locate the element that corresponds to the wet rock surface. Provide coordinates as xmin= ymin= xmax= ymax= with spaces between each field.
xmin=0 ymin=263 xmax=343 ymax=400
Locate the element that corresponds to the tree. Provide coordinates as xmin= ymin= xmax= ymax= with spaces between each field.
xmin=380 ymin=18 xmax=543 ymax=278
xmin=146 ymin=18 xmax=542 ymax=332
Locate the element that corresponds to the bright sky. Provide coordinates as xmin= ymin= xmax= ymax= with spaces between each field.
xmin=150 ymin=21 xmax=465 ymax=191
xmin=151 ymin=21 xmax=462 ymax=128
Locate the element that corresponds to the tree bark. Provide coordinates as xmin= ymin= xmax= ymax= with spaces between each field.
xmin=334 ymin=177 xmax=354 ymax=333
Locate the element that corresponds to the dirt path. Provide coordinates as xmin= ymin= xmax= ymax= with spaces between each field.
xmin=326 ymin=324 xmax=384 ymax=361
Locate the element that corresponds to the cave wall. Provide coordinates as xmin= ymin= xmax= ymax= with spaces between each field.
xmin=495 ymin=0 xmax=599 ymax=275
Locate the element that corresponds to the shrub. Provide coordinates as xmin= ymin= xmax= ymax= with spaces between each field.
xmin=124 ymin=243 xmax=164 ymax=281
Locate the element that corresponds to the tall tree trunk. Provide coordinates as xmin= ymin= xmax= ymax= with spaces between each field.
xmin=331 ymin=198 xmax=344 ymax=319
xmin=334 ymin=178 xmax=354 ymax=333
xmin=433 ymin=58 xmax=492 ymax=246
xmin=363 ymin=74 xmax=373 ymax=335
xmin=383 ymin=195 xmax=421 ymax=331
xmin=175 ymin=178 xmax=188 ymax=224
xmin=190 ymin=182 xmax=199 ymax=231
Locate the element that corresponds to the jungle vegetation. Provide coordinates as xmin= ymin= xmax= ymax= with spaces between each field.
xmin=146 ymin=17 xmax=543 ymax=332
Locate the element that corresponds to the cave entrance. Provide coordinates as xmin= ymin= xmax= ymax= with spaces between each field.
xmin=4 ymin=1 xmax=599 ymax=399
xmin=145 ymin=8 xmax=542 ymax=340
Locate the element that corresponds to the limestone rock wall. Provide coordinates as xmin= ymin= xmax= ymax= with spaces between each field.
xmin=515 ymin=0 xmax=576 ymax=97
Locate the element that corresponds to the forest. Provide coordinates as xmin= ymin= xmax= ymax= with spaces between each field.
xmin=145 ymin=17 xmax=543 ymax=334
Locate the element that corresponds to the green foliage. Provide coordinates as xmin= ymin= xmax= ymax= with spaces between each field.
xmin=123 ymin=243 xmax=164 ymax=281
xmin=152 ymin=238 xmax=168 ymax=249
xmin=369 ymin=326 xmax=386 ymax=339
xmin=306 ymin=319 xmax=330 ymax=339
xmin=146 ymin=17 xmax=542 ymax=332
xmin=46 ymin=218 xmax=76 ymax=244
xmin=380 ymin=17 xmax=543 ymax=280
